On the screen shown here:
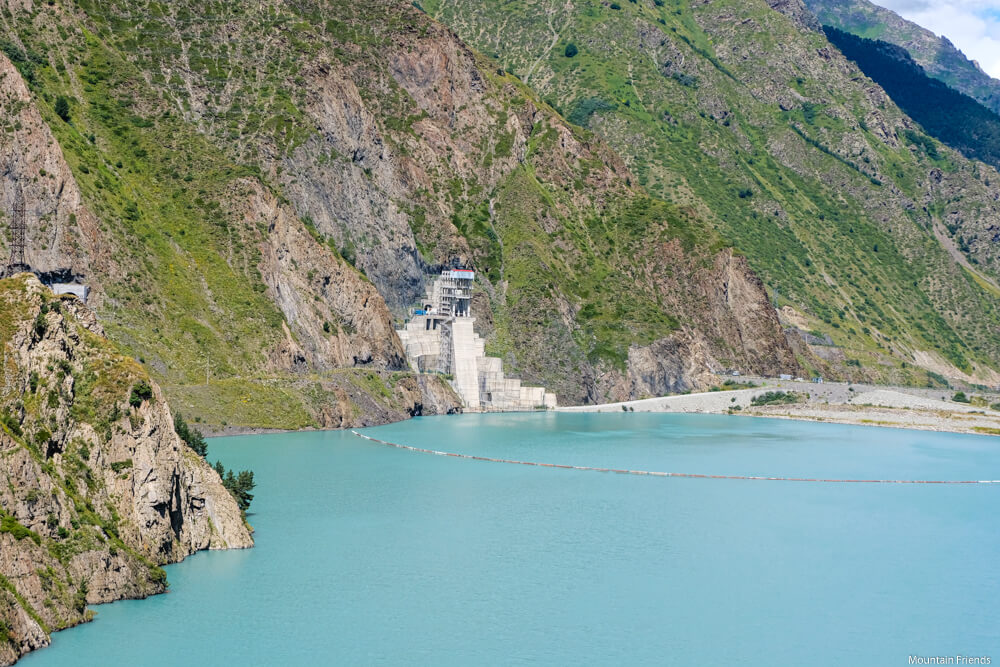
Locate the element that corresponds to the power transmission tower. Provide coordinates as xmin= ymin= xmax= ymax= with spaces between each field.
xmin=4 ymin=185 xmax=30 ymax=278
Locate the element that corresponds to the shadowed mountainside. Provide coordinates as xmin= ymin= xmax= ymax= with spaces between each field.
xmin=805 ymin=0 xmax=1000 ymax=116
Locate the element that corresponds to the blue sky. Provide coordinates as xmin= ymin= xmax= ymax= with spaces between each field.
xmin=874 ymin=1 xmax=1000 ymax=78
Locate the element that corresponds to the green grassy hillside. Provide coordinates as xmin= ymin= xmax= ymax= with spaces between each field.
xmin=423 ymin=0 xmax=1000 ymax=386
xmin=4 ymin=0 xmax=1000 ymax=423
xmin=1 ymin=0 xmax=799 ymax=410
xmin=0 ymin=1 xmax=461 ymax=425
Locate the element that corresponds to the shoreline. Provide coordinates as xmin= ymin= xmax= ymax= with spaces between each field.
xmin=203 ymin=424 xmax=298 ymax=439
xmin=201 ymin=380 xmax=1000 ymax=439
xmin=558 ymin=381 xmax=1000 ymax=437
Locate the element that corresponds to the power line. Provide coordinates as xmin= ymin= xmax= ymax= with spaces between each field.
xmin=3 ymin=184 xmax=29 ymax=278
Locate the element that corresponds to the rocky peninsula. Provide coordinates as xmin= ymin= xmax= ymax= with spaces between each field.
xmin=0 ymin=275 xmax=252 ymax=665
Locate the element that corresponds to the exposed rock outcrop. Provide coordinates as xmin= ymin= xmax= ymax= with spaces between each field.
xmin=624 ymin=250 xmax=801 ymax=398
xmin=0 ymin=53 xmax=105 ymax=293
xmin=0 ymin=275 xmax=252 ymax=666
xmin=234 ymin=178 xmax=408 ymax=372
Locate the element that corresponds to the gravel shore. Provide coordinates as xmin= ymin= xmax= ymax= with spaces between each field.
xmin=558 ymin=379 xmax=1000 ymax=436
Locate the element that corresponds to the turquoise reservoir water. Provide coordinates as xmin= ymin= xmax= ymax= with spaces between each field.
xmin=21 ymin=413 xmax=1000 ymax=665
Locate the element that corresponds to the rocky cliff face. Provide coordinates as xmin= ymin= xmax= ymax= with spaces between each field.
xmin=234 ymin=177 xmax=408 ymax=373
xmin=626 ymin=249 xmax=800 ymax=398
xmin=0 ymin=52 xmax=104 ymax=288
xmin=0 ymin=275 xmax=252 ymax=666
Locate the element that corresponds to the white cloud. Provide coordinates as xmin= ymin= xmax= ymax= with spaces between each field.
xmin=874 ymin=0 xmax=1000 ymax=78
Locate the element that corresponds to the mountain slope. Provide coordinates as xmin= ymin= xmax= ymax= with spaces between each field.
xmin=0 ymin=0 xmax=800 ymax=410
xmin=424 ymin=0 xmax=1000 ymax=386
xmin=0 ymin=32 xmax=457 ymax=430
xmin=822 ymin=26 xmax=1000 ymax=170
xmin=805 ymin=0 xmax=1000 ymax=116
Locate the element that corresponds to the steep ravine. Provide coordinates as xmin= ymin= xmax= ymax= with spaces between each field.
xmin=0 ymin=275 xmax=252 ymax=666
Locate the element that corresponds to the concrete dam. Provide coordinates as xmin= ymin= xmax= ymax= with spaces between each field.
xmin=396 ymin=269 xmax=557 ymax=412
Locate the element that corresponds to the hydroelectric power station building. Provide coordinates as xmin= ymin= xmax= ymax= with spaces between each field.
xmin=396 ymin=269 xmax=557 ymax=412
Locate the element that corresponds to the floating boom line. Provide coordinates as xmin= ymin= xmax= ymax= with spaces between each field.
xmin=350 ymin=431 xmax=999 ymax=485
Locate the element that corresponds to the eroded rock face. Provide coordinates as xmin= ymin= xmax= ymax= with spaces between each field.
xmin=231 ymin=178 xmax=408 ymax=373
xmin=622 ymin=249 xmax=801 ymax=400
xmin=767 ymin=0 xmax=823 ymax=31
xmin=0 ymin=275 xmax=252 ymax=666
xmin=282 ymin=65 xmax=432 ymax=313
xmin=0 ymin=54 xmax=107 ymax=295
